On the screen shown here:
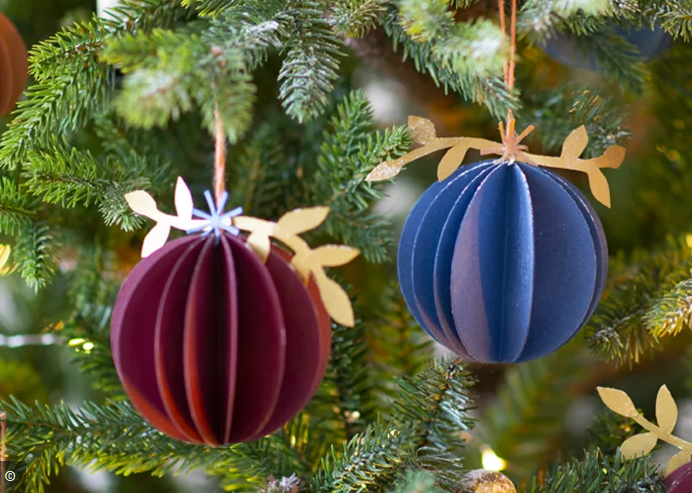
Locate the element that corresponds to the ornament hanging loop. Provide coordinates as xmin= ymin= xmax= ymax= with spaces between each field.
xmin=213 ymin=106 xmax=226 ymax=209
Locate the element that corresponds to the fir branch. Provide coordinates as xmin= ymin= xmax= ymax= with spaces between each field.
xmin=389 ymin=470 xmax=441 ymax=493
xmin=367 ymin=286 xmax=434 ymax=403
xmin=518 ymin=0 xmax=613 ymax=42
xmin=312 ymin=420 xmax=416 ymax=492
xmin=480 ymin=340 xmax=594 ymax=479
xmin=524 ymin=450 xmax=665 ymax=493
xmin=314 ymin=90 xmax=411 ymax=263
xmin=394 ymin=359 xmax=475 ymax=488
xmin=645 ymin=278 xmax=692 ymax=337
xmin=23 ymin=143 xmax=149 ymax=230
xmin=588 ymin=409 xmax=643 ymax=456
xmin=661 ymin=0 xmax=692 ymax=40
xmin=1 ymin=397 xmax=267 ymax=492
xmin=383 ymin=6 xmax=517 ymax=120
xmin=574 ymin=29 xmax=648 ymax=96
xmin=13 ymin=220 xmax=60 ymax=290
xmin=329 ymin=0 xmax=388 ymax=38
xmin=585 ymin=236 xmax=692 ymax=365
xmin=0 ymin=0 xmax=190 ymax=171
xmin=0 ymin=177 xmax=34 ymax=236
xmin=521 ymin=88 xmax=630 ymax=158
xmin=278 ymin=2 xmax=343 ymax=123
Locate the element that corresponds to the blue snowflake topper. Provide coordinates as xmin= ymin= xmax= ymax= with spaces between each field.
xmin=186 ymin=190 xmax=243 ymax=239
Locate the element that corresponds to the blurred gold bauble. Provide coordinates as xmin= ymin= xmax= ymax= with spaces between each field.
xmin=457 ymin=469 xmax=517 ymax=493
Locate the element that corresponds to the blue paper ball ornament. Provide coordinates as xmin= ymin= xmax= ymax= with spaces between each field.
xmin=399 ymin=160 xmax=607 ymax=363
xmin=543 ymin=26 xmax=671 ymax=71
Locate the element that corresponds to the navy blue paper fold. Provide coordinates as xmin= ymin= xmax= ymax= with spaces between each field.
xmin=398 ymin=160 xmax=607 ymax=364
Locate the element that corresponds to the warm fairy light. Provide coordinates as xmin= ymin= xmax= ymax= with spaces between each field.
xmin=481 ymin=446 xmax=507 ymax=471
xmin=82 ymin=342 xmax=95 ymax=353
xmin=68 ymin=338 xmax=86 ymax=346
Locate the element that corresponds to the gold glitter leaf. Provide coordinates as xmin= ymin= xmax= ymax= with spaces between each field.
xmin=656 ymin=385 xmax=678 ymax=434
xmin=620 ymin=432 xmax=657 ymax=459
xmin=561 ymin=125 xmax=588 ymax=159
xmin=408 ymin=116 xmax=436 ymax=145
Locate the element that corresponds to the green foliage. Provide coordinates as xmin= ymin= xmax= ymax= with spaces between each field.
xmin=394 ymin=359 xmax=475 ymax=489
xmin=0 ymin=177 xmax=34 ymax=236
xmin=521 ymin=88 xmax=629 ymax=157
xmin=587 ymin=409 xmax=642 ymax=456
xmin=481 ymin=340 xmax=593 ymax=479
xmin=13 ymin=220 xmax=60 ymax=290
xmin=313 ymin=420 xmax=416 ymax=492
xmin=389 ymin=470 xmax=441 ymax=493
xmin=23 ymin=141 xmax=149 ymax=230
xmin=329 ymin=0 xmax=388 ymax=38
xmin=524 ymin=450 xmax=666 ymax=493
xmin=586 ymin=235 xmax=692 ymax=365
xmin=278 ymin=2 xmax=343 ymax=123
xmin=314 ymin=90 xmax=411 ymax=263
xmin=0 ymin=360 xmax=49 ymax=403
xmin=383 ymin=5 xmax=517 ymax=120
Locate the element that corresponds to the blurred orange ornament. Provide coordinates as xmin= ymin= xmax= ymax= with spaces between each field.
xmin=0 ymin=12 xmax=28 ymax=117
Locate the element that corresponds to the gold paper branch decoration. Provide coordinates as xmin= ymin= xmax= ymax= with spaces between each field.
xmin=125 ymin=177 xmax=359 ymax=327
xmin=366 ymin=116 xmax=626 ymax=208
xmin=598 ymin=385 xmax=692 ymax=475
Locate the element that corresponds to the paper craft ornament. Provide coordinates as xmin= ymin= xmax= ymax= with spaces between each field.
xmin=0 ymin=13 xmax=28 ymax=117
xmin=112 ymin=179 xmax=358 ymax=445
xmin=544 ymin=26 xmax=671 ymax=71
xmin=367 ymin=117 xmax=625 ymax=363
xmin=598 ymin=385 xmax=692 ymax=478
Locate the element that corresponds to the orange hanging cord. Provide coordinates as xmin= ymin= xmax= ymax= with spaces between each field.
xmin=213 ymin=107 xmax=227 ymax=209
xmin=492 ymin=0 xmax=534 ymax=162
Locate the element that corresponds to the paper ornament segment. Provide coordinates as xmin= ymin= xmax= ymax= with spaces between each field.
xmin=0 ymin=13 xmax=28 ymax=117
xmin=399 ymin=160 xmax=607 ymax=364
xmin=111 ymin=233 xmax=331 ymax=445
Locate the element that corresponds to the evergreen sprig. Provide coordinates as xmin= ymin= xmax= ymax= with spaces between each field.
xmin=524 ymin=450 xmax=666 ymax=493
xmin=314 ymin=90 xmax=411 ymax=263
xmin=23 ymin=142 xmax=150 ymax=230
xmin=0 ymin=177 xmax=34 ymax=236
xmin=329 ymin=0 xmax=388 ymax=38
xmin=383 ymin=5 xmax=517 ymax=120
xmin=278 ymin=2 xmax=343 ymax=123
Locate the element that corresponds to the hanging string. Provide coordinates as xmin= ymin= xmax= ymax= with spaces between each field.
xmin=493 ymin=0 xmax=533 ymax=162
xmin=213 ymin=106 xmax=227 ymax=208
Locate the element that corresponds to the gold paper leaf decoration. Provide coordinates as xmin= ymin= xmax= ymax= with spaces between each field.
xmin=620 ymin=432 xmax=657 ymax=459
xmin=311 ymin=245 xmax=360 ymax=267
xmin=125 ymin=178 xmax=359 ymax=327
xmin=313 ymin=270 xmax=354 ymax=327
xmin=668 ymin=451 xmax=692 ymax=476
xmin=597 ymin=387 xmax=638 ymax=418
xmin=657 ymin=385 xmax=678 ymax=434
xmin=366 ymin=117 xmax=626 ymax=208
xmin=598 ymin=384 xmax=692 ymax=476
xmin=276 ymin=207 xmax=330 ymax=235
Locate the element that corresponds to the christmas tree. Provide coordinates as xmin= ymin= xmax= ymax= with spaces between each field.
xmin=1 ymin=0 xmax=692 ymax=491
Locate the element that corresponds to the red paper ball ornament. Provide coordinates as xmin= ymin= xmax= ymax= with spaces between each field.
xmin=112 ymin=180 xmax=358 ymax=445
xmin=665 ymin=462 xmax=692 ymax=493
xmin=0 ymin=13 xmax=28 ymax=117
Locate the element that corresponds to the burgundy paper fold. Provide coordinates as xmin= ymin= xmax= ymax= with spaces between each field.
xmin=112 ymin=233 xmax=331 ymax=445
